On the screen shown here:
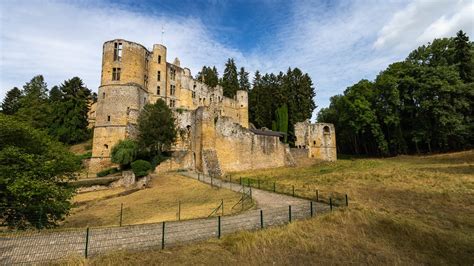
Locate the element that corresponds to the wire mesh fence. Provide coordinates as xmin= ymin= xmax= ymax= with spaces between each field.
xmin=0 ymin=201 xmax=332 ymax=264
xmin=0 ymin=172 xmax=347 ymax=264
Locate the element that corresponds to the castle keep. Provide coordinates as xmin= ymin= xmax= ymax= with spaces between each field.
xmin=89 ymin=39 xmax=336 ymax=176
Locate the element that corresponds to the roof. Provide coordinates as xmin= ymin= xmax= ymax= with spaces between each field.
xmin=250 ymin=128 xmax=285 ymax=137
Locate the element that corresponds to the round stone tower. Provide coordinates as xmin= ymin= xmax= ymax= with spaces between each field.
xmin=90 ymin=39 xmax=150 ymax=174
xmin=149 ymin=44 xmax=167 ymax=103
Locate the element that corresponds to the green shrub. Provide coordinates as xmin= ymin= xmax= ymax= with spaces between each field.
xmin=78 ymin=151 xmax=92 ymax=160
xmin=131 ymin=160 xmax=152 ymax=177
xmin=111 ymin=139 xmax=138 ymax=168
xmin=96 ymin=167 xmax=119 ymax=177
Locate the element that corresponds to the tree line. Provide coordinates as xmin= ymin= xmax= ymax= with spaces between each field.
xmin=197 ymin=60 xmax=316 ymax=144
xmin=317 ymin=30 xmax=474 ymax=156
xmin=1 ymin=75 xmax=96 ymax=144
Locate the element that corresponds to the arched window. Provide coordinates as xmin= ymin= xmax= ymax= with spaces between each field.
xmin=323 ymin=126 xmax=330 ymax=134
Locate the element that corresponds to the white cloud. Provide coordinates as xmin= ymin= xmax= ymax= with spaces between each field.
xmin=0 ymin=0 xmax=247 ymax=98
xmin=1 ymin=0 xmax=473 ymax=120
xmin=374 ymin=0 xmax=474 ymax=51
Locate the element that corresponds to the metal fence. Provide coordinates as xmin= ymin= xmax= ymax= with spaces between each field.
xmin=0 ymin=172 xmax=347 ymax=264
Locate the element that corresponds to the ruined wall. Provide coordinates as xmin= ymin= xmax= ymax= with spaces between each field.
xmin=294 ymin=120 xmax=337 ymax=161
xmin=195 ymin=108 xmax=290 ymax=175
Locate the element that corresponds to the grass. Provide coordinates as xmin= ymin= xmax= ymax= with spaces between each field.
xmin=73 ymin=150 xmax=474 ymax=265
xmin=62 ymin=173 xmax=250 ymax=228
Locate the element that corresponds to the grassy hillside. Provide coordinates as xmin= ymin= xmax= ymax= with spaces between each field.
xmin=63 ymin=174 xmax=249 ymax=228
xmin=73 ymin=151 xmax=473 ymax=265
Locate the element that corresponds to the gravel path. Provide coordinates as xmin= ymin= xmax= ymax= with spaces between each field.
xmin=0 ymin=172 xmax=330 ymax=264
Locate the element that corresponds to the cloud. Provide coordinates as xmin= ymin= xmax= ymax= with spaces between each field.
xmin=0 ymin=0 xmax=247 ymax=98
xmin=374 ymin=0 xmax=474 ymax=51
xmin=1 ymin=0 xmax=473 ymax=120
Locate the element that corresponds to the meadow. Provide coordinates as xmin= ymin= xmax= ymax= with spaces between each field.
xmin=75 ymin=150 xmax=473 ymax=265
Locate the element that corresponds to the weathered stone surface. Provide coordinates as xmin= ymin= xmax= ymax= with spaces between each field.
xmin=294 ymin=120 xmax=337 ymax=161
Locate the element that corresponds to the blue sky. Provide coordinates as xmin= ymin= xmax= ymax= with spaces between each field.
xmin=1 ymin=0 xmax=473 ymax=119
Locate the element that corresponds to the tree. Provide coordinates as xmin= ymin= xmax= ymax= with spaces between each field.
xmin=238 ymin=67 xmax=250 ymax=91
xmin=196 ymin=66 xmax=219 ymax=88
xmin=49 ymin=77 xmax=92 ymax=144
xmin=15 ymin=75 xmax=51 ymax=129
xmin=272 ymin=104 xmax=288 ymax=142
xmin=221 ymin=58 xmax=239 ymax=97
xmin=454 ymin=30 xmax=473 ymax=82
xmin=49 ymin=85 xmax=62 ymax=103
xmin=1 ymin=87 xmax=22 ymax=115
xmin=111 ymin=140 xmax=138 ymax=168
xmin=137 ymin=99 xmax=177 ymax=156
xmin=0 ymin=114 xmax=80 ymax=229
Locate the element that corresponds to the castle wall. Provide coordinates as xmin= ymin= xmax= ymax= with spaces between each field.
xmin=294 ymin=120 xmax=337 ymax=161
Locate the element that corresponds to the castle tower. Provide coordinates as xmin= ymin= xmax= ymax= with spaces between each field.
xmin=89 ymin=39 xmax=150 ymax=174
xmin=149 ymin=44 xmax=167 ymax=104
xmin=236 ymin=90 xmax=249 ymax=128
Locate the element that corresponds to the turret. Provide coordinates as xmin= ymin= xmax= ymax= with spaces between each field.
xmin=236 ymin=90 xmax=249 ymax=128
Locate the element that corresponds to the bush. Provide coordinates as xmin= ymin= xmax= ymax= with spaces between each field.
xmin=78 ymin=151 xmax=92 ymax=160
xmin=111 ymin=140 xmax=138 ymax=168
xmin=96 ymin=167 xmax=119 ymax=177
xmin=131 ymin=160 xmax=152 ymax=177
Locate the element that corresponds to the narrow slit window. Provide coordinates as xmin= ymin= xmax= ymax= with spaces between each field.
xmin=107 ymin=115 xmax=111 ymax=122
xmin=157 ymin=86 xmax=160 ymax=95
xmin=158 ymin=55 xmax=161 ymax=64
xmin=102 ymin=92 xmax=106 ymax=99
xmin=157 ymin=71 xmax=161 ymax=81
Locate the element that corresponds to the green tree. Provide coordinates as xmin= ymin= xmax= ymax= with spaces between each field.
xmin=137 ymin=99 xmax=177 ymax=156
xmin=273 ymin=104 xmax=289 ymax=142
xmin=238 ymin=67 xmax=250 ymax=91
xmin=49 ymin=85 xmax=62 ymax=102
xmin=196 ymin=66 xmax=219 ymax=88
xmin=15 ymin=75 xmax=52 ymax=129
xmin=49 ymin=77 xmax=92 ymax=144
xmin=454 ymin=30 xmax=473 ymax=82
xmin=221 ymin=58 xmax=239 ymax=97
xmin=1 ymin=87 xmax=22 ymax=115
xmin=0 ymin=114 xmax=80 ymax=229
xmin=111 ymin=139 xmax=138 ymax=169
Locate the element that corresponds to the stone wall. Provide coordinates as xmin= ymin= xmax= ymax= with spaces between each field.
xmin=294 ymin=120 xmax=337 ymax=161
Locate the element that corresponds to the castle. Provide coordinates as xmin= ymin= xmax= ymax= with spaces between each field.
xmin=89 ymin=39 xmax=336 ymax=176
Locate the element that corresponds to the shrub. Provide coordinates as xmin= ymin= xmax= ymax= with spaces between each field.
xmin=111 ymin=140 xmax=138 ymax=168
xmin=131 ymin=160 xmax=152 ymax=177
xmin=78 ymin=151 xmax=92 ymax=160
xmin=96 ymin=167 xmax=119 ymax=177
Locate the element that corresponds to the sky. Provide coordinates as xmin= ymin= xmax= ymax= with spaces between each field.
xmin=1 ymin=0 xmax=473 ymax=119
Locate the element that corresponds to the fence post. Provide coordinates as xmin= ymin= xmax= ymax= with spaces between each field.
xmin=84 ymin=227 xmax=90 ymax=258
xmin=289 ymin=205 xmax=292 ymax=222
xmin=316 ymin=190 xmax=319 ymax=202
xmin=292 ymin=185 xmax=295 ymax=197
xmin=178 ymin=201 xmax=181 ymax=221
xmin=211 ymin=176 xmax=213 ymax=187
xmin=161 ymin=222 xmax=165 ymax=249
xmin=260 ymin=210 xmax=264 ymax=229
xmin=248 ymin=178 xmax=251 ymax=187
xmin=250 ymin=187 xmax=252 ymax=201
xmin=198 ymin=173 xmax=200 ymax=181
xmin=273 ymin=182 xmax=276 ymax=192
xmin=217 ymin=216 xmax=221 ymax=239
xmin=119 ymin=203 xmax=123 ymax=227
xmin=221 ymin=199 xmax=224 ymax=216
xmin=310 ymin=201 xmax=313 ymax=217
xmin=229 ymin=175 xmax=232 ymax=183
xmin=345 ymin=194 xmax=348 ymax=207
xmin=330 ymin=198 xmax=333 ymax=211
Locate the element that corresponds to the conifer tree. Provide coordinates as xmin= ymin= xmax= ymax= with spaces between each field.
xmin=221 ymin=58 xmax=239 ymax=97
xmin=238 ymin=67 xmax=250 ymax=91
xmin=454 ymin=30 xmax=473 ymax=82
xmin=1 ymin=87 xmax=22 ymax=115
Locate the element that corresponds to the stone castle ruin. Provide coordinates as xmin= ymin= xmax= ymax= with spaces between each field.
xmin=89 ymin=39 xmax=336 ymax=176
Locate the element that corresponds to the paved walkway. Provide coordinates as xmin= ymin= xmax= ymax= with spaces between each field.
xmin=0 ymin=172 xmax=330 ymax=264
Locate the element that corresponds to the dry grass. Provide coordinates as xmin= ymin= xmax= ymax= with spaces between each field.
xmin=79 ymin=150 xmax=474 ymax=265
xmin=63 ymin=173 xmax=248 ymax=228
xmin=69 ymin=140 xmax=92 ymax=155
